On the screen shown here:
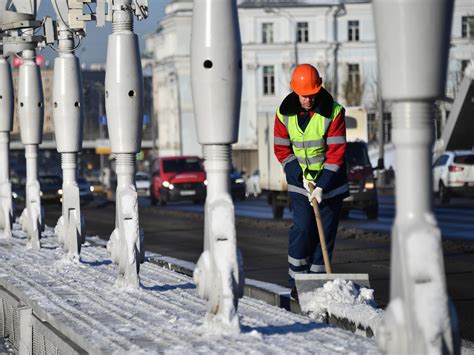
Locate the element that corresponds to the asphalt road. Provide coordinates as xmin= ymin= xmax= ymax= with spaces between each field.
xmin=40 ymin=196 xmax=474 ymax=341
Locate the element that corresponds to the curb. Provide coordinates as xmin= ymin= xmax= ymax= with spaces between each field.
xmin=145 ymin=254 xmax=378 ymax=338
xmin=86 ymin=236 xmax=379 ymax=338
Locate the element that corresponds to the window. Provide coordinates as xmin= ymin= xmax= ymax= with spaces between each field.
xmin=348 ymin=63 xmax=360 ymax=87
xmin=162 ymin=158 xmax=203 ymax=173
xmin=348 ymin=20 xmax=360 ymax=41
xmin=345 ymin=142 xmax=371 ymax=167
xmin=454 ymin=154 xmax=474 ymax=165
xmin=461 ymin=16 xmax=474 ymax=38
xmin=262 ymin=23 xmax=273 ymax=44
xmin=434 ymin=155 xmax=449 ymax=167
xmin=297 ymin=22 xmax=309 ymax=43
xmin=263 ymin=66 xmax=275 ymax=96
xmin=367 ymin=113 xmax=377 ymax=142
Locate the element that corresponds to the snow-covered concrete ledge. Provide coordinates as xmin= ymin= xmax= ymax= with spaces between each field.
xmin=142 ymin=248 xmax=383 ymax=338
xmin=0 ymin=224 xmax=379 ymax=354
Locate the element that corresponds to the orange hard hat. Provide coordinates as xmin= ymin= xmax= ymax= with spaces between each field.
xmin=290 ymin=64 xmax=322 ymax=96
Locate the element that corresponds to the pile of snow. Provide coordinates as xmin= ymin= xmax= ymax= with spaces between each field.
xmin=299 ymin=278 xmax=384 ymax=335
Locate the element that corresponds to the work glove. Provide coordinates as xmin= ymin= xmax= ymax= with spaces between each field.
xmin=309 ymin=186 xmax=323 ymax=205
xmin=303 ymin=178 xmax=323 ymax=205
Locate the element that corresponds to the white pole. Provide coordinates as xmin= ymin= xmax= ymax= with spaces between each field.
xmin=372 ymin=0 xmax=459 ymax=352
xmin=105 ymin=0 xmax=145 ymax=288
xmin=0 ymin=56 xmax=14 ymax=238
xmin=52 ymin=22 xmax=85 ymax=260
xmin=18 ymin=48 xmax=43 ymax=249
xmin=191 ymin=0 xmax=244 ymax=333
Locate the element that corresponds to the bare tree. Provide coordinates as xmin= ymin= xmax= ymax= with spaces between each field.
xmin=342 ymin=77 xmax=364 ymax=106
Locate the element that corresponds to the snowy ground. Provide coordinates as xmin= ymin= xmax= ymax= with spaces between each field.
xmin=0 ymin=224 xmax=379 ymax=354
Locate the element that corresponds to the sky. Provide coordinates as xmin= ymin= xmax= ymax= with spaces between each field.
xmin=37 ymin=0 xmax=170 ymax=65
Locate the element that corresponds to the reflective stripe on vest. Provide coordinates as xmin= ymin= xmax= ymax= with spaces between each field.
xmin=277 ymin=103 xmax=343 ymax=180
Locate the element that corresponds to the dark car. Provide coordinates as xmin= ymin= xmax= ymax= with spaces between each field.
xmin=77 ymin=176 xmax=94 ymax=204
xmin=230 ymin=167 xmax=246 ymax=200
xmin=39 ymin=175 xmax=63 ymax=203
xmin=343 ymin=142 xmax=379 ymax=219
xmin=10 ymin=170 xmax=25 ymax=204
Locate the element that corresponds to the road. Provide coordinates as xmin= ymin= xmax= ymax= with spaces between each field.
xmin=161 ymin=195 xmax=474 ymax=242
xmin=40 ymin=194 xmax=474 ymax=341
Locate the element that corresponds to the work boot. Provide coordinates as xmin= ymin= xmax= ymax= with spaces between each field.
xmin=290 ymin=287 xmax=299 ymax=301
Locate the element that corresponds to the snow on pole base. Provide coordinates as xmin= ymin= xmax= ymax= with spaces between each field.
xmin=194 ymin=195 xmax=244 ymax=334
xmin=0 ymin=182 xmax=13 ymax=239
xmin=55 ymin=183 xmax=83 ymax=262
xmin=107 ymin=185 xmax=143 ymax=289
xmin=19 ymin=182 xmax=42 ymax=250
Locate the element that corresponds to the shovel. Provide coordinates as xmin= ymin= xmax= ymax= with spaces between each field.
xmin=294 ymin=184 xmax=370 ymax=304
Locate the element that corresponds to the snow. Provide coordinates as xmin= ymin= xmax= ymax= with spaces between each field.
xmin=0 ymin=222 xmax=379 ymax=354
xmin=299 ymin=279 xmax=384 ymax=334
xmin=461 ymin=340 xmax=474 ymax=355
xmin=406 ymin=222 xmax=451 ymax=352
xmin=197 ymin=196 xmax=242 ymax=333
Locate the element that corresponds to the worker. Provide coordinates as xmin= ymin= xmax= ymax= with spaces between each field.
xmin=273 ymin=63 xmax=349 ymax=300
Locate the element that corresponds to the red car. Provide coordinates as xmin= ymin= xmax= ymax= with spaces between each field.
xmin=150 ymin=156 xmax=207 ymax=205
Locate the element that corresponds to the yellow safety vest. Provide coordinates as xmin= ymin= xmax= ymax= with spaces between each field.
xmin=277 ymin=102 xmax=343 ymax=180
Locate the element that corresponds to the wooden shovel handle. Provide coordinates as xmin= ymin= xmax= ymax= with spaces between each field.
xmin=309 ymin=183 xmax=332 ymax=273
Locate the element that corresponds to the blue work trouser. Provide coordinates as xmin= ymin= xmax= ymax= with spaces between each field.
xmin=287 ymin=189 xmax=343 ymax=288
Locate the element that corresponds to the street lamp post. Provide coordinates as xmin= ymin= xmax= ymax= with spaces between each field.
xmin=168 ymin=70 xmax=182 ymax=155
xmin=377 ymin=84 xmax=385 ymax=184
xmin=332 ymin=4 xmax=346 ymax=101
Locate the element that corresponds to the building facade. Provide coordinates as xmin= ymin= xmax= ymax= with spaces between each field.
xmin=10 ymin=67 xmax=154 ymax=147
xmin=11 ymin=67 xmax=54 ymax=141
xmin=150 ymin=0 xmax=474 ymax=173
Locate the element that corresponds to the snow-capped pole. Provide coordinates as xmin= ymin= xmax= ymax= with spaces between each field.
xmin=191 ymin=0 xmax=244 ymax=331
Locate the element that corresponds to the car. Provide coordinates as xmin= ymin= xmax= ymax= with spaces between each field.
xmin=88 ymin=178 xmax=105 ymax=195
xmin=136 ymin=171 xmax=151 ymax=197
xmin=39 ymin=175 xmax=63 ymax=203
xmin=343 ymin=141 xmax=379 ymax=219
xmin=230 ymin=167 xmax=246 ymax=200
xmin=150 ymin=156 xmax=207 ymax=205
xmin=77 ymin=176 xmax=94 ymax=204
xmin=10 ymin=170 xmax=25 ymax=204
xmin=433 ymin=150 xmax=474 ymax=204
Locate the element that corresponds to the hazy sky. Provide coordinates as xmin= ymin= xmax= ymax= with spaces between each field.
xmin=37 ymin=0 xmax=170 ymax=65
